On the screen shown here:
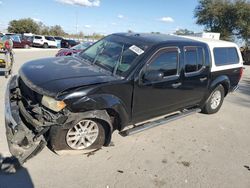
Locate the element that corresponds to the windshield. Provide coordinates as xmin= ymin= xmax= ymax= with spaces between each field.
xmin=72 ymin=42 xmax=92 ymax=50
xmin=79 ymin=35 xmax=147 ymax=77
xmin=10 ymin=35 xmax=21 ymax=42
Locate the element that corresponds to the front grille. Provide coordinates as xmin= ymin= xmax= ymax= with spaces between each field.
xmin=19 ymin=78 xmax=42 ymax=106
xmin=18 ymin=77 xmax=67 ymax=126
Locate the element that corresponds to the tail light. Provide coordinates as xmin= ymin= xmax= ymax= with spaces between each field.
xmin=239 ymin=67 xmax=243 ymax=81
xmin=4 ymin=40 xmax=11 ymax=50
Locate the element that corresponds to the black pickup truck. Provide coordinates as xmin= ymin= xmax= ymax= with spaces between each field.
xmin=5 ymin=33 xmax=243 ymax=163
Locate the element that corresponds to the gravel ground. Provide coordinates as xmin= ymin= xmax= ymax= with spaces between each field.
xmin=0 ymin=49 xmax=250 ymax=188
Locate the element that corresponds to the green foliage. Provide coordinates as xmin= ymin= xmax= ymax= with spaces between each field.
xmin=39 ymin=23 xmax=50 ymax=35
xmin=7 ymin=18 xmax=103 ymax=39
xmin=195 ymin=0 xmax=250 ymax=42
xmin=49 ymin=25 xmax=66 ymax=36
xmin=174 ymin=29 xmax=194 ymax=35
xmin=234 ymin=0 xmax=250 ymax=44
xmin=151 ymin=32 xmax=161 ymax=34
xmin=8 ymin=18 xmax=40 ymax=34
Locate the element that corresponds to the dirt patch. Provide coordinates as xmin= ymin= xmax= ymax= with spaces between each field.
xmin=177 ymin=161 xmax=191 ymax=167
xmin=161 ymin=159 xmax=167 ymax=164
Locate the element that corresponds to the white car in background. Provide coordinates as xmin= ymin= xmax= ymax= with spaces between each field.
xmin=33 ymin=35 xmax=57 ymax=48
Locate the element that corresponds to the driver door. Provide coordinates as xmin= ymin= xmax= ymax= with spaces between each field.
xmin=132 ymin=47 xmax=187 ymax=123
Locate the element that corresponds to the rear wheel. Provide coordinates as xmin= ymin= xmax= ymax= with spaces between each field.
xmin=49 ymin=119 xmax=107 ymax=152
xmin=202 ymin=85 xmax=225 ymax=114
xmin=24 ymin=44 xmax=29 ymax=49
xmin=43 ymin=43 xmax=48 ymax=48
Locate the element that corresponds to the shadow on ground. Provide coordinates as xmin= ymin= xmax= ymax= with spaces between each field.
xmin=0 ymin=154 xmax=34 ymax=188
xmin=238 ymin=77 xmax=250 ymax=96
xmin=226 ymin=75 xmax=250 ymax=108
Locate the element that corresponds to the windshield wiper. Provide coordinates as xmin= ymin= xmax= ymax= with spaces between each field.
xmin=92 ymin=47 xmax=104 ymax=65
xmin=78 ymin=53 xmax=92 ymax=64
xmin=113 ymin=45 xmax=125 ymax=76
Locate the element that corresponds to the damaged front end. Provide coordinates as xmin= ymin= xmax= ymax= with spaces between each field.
xmin=5 ymin=76 xmax=67 ymax=164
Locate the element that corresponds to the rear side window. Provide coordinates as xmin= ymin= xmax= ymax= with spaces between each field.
xmin=147 ymin=48 xmax=179 ymax=77
xmin=54 ymin=37 xmax=63 ymax=40
xmin=35 ymin=36 xmax=42 ymax=39
xmin=184 ymin=47 xmax=204 ymax=73
xmin=214 ymin=47 xmax=239 ymax=66
xmin=45 ymin=36 xmax=55 ymax=41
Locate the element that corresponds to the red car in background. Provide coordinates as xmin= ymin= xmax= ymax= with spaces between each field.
xmin=1 ymin=34 xmax=32 ymax=48
xmin=56 ymin=42 xmax=93 ymax=57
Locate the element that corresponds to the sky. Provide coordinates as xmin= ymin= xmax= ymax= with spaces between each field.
xmin=0 ymin=0 xmax=204 ymax=35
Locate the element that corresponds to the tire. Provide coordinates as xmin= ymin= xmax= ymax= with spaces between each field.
xmin=49 ymin=118 xmax=107 ymax=152
xmin=43 ymin=43 xmax=48 ymax=48
xmin=24 ymin=44 xmax=29 ymax=49
xmin=4 ymin=71 xmax=9 ymax=78
xmin=202 ymin=85 xmax=225 ymax=114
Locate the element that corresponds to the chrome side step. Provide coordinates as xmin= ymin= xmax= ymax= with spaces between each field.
xmin=119 ymin=108 xmax=201 ymax=137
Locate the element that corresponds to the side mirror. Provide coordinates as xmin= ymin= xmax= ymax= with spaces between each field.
xmin=143 ymin=70 xmax=164 ymax=82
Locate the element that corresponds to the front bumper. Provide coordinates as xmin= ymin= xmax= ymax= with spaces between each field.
xmin=5 ymin=76 xmax=47 ymax=164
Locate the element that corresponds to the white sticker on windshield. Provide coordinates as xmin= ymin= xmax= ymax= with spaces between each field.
xmin=129 ymin=45 xmax=144 ymax=55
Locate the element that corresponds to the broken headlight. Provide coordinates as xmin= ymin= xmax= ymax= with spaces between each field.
xmin=41 ymin=96 xmax=66 ymax=112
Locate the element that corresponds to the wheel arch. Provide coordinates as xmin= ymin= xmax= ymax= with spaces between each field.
xmin=62 ymin=110 xmax=113 ymax=146
xmin=210 ymin=75 xmax=230 ymax=96
xmin=200 ymin=75 xmax=230 ymax=108
xmin=65 ymin=94 xmax=130 ymax=129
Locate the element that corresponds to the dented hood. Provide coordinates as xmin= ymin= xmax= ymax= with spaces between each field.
xmin=19 ymin=56 xmax=117 ymax=96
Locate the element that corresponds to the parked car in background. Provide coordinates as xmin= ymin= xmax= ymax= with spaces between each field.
xmin=23 ymin=35 xmax=33 ymax=43
xmin=33 ymin=35 xmax=57 ymax=48
xmin=55 ymin=42 xmax=93 ymax=57
xmin=54 ymin=36 xmax=63 ymax=48
xmin=1 ymin=34 xmax=32 ymax=48
xmin=61 ymin=39 xmax=79 ymax=48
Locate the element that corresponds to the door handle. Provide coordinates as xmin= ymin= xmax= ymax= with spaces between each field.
xmin=172 ymin=82 xmax=182 ymax=88
xmin=200 ymin=77 xmax=207 ymax=82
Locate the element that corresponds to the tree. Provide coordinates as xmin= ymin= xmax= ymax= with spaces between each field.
xmin=174 ymin=29 xmax=194 ymax=35
xmin=8 ymin=18 xmax=40 ymax=34
xmin=7 ymin=18 xmax=68 ymax=37
xmin=151 ymin=32 xmax=161 ymax=34
xmin=39 ymin=23 xmax=50 ymax=35
xmin=234 ymin=0 xmax=250 ymax=45
xmin=194 ymin=0 xmax=250 ymax=42
xmin=49 ymin=25 xmax=66 ymax=36
xmin=92 ymin=33 xmax=104 ymax=40
xmin=194 ymin=0 xmax=236 ymax=40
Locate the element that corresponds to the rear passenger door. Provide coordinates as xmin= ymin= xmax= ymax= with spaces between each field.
xmin=181 ymin=46 xmax=209 ymax=105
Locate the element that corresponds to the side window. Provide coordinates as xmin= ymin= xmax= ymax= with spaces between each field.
xmin=35 ymin=36 xmax=42 ymax=39
xmin=184 ymin=47 xmax=204 ymax=73
xmin=45 ymin=36 xmax=55 ymax=41
xmin=147 ymin=49 xmax=179 ymax=77
xmin=214 ymin=47 xmax=239 ymax=66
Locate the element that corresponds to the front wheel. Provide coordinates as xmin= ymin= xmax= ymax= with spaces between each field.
xmin=202 ymin=85 xmax=225 ymax=114
xmin=49 ymin=119 xmax=107 ymax=152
